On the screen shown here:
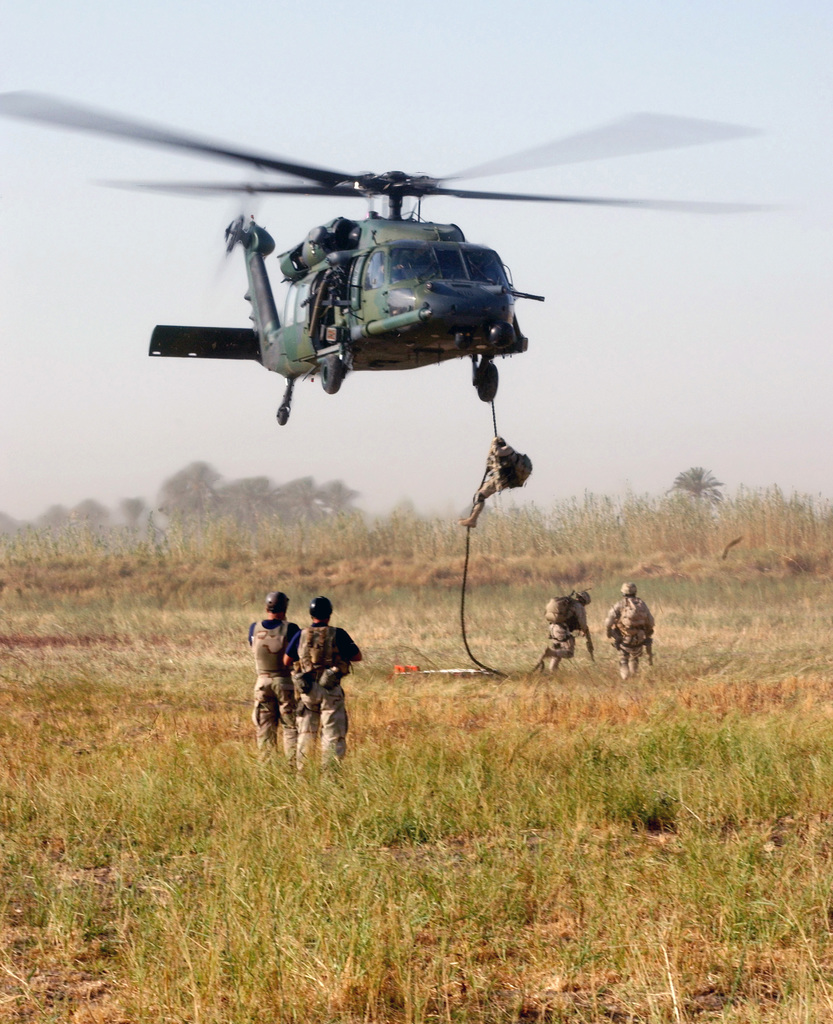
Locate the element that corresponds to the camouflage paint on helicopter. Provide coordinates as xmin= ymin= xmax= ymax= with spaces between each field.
xmin=151 ymin=211 xmax=529 ymax=422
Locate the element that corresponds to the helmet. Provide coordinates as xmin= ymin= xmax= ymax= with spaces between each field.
xmin=575 ymin=590 xmax=591 ymax=606
xmin=309 ymin=596 xmax=333 ymax=620
xmin=621 ymin=582 xmax=637 ymax=596
xmin=265 ymin=591 xmax=288 ymax=613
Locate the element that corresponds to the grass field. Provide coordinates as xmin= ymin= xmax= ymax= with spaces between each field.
xmin=3 ymin=499 xmax=833 ymax=1022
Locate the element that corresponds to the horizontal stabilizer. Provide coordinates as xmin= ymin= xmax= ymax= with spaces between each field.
xmin=149 ymin=325 xmax=261 ymax=361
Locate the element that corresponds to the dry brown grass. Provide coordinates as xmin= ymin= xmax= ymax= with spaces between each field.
xmin=4 ymin=500 xmax=833 ymax=1020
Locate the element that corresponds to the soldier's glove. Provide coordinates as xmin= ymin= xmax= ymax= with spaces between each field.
xmin=319 ymin=668 xmax=343 ymax=691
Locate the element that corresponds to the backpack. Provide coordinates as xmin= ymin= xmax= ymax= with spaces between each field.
xmin=545 ymin=596 xmax=573 ymax=625
xmin=619 ymin=597 xmax=651 ymax=632
xmin=501 ymin=452 xmax=532 ymax=489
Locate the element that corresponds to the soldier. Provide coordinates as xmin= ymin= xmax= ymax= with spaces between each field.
xmin=249 ymin=591 xmax=300 ymax=760
xmin=458 ymin=435 xmax=532 ymax=528
xmin=605 ymin=582 xmax=655 ymax=680
xmin=536 ymin=590 xmax=594 ymax=672
xmin=283 ymin=596 xmax=362 ymax=767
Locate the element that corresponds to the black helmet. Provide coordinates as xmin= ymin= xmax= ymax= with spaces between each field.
xmin=265 ymin=591 xmax=288 ymax=613
xmin=309 ymin=596 xmax=333 ymax=620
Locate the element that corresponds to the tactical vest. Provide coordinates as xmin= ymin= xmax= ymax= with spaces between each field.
xmin=252 ymin=620 xmax=290 ymax=675
xmin=297 ymin=625 xmax=344 ymax=677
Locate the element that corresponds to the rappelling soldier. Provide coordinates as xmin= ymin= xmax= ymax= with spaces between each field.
xmin=536 ymin=590 xmax=594 ymax=672
xmin=458 ymin=435 xmax=532 ymax=528
xmin=605 ymin=582 xmax=655 ymax=680
xmin=249 ymin=591 xmax=301 ymax=760
xmin=283 ymin=596 xmax=362 ymax=767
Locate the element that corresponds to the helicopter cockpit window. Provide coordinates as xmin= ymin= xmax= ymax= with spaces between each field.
xmin=462 ymin=247 xmax=509 ymax=287
xmin=390 ymin=244 xmax=438 ymax=284
xmin=433 ymin=246 xmax=466 ymax=280
xmin=363 ymin=251 xmax=386 ymax=290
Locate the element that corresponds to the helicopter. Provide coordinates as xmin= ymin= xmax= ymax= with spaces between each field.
xmin=0 ymin=93 xmax=762 ymax=425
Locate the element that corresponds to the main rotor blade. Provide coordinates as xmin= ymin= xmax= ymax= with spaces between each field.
xmin=105 ymin=180 xmax=364 ymax=198
xmin=432 ymin=185 xmax=767 ymax=214
xmin=0 ymin=91 xmax=353 ymax=187
xmin=448 ymin=113 xmax=762 ymax=181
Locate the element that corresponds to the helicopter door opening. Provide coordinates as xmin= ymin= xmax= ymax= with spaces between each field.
xmin=283 ymin=281 xmax=310 ymax=327
xmin=349 ymin=256 xmax=366 ymax=310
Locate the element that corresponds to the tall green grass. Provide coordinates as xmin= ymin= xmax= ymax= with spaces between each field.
xmin=5 ymin=666 xmax=833 ymax=1021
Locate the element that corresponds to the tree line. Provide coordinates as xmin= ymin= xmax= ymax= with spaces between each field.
xmin=1 ymin=464 xmax=723 ymax=535
xmin=0 ymin=462 xmax=360 ymax=534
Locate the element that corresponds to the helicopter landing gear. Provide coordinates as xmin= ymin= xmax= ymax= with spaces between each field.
xmin=276 ymin=378 xmax=294 ymax=427
xmin=472 ymin=355 xmax=499 ymax=403
xmin=320 ymin=354 xmax=347 ymax=395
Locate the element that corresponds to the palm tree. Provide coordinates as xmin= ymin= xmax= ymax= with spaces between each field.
xmin=670 ymin=467 xmax=724 ymax=504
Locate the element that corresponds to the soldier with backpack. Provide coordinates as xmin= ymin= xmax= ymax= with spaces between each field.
xmin=249 ymin=591 xmax=301 ymax=759
xmin=458 ymin=435 xmax=532 ymax=528
xmin=283 ymin=596 xmax=362 ymax=767
xmin=536 ymin=590 xmax=594 ymax=672
xmin=605 ymin=582 xmax=655 ymax=680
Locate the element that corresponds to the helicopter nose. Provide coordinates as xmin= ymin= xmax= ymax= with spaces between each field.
xmin=420 ymin=281 xmax=511 ymax=322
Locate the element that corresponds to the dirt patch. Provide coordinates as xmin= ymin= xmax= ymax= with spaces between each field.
xmin=0 ymin=633 xmax=198 ymax=650
xmin=0 ymin=967 xmax=122 ymax=1023
xmin=0 ymin=633 xmax=125 ymax=649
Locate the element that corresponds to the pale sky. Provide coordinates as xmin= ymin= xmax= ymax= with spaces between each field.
xmin=1 ymin=1 xmax=831 ymax=520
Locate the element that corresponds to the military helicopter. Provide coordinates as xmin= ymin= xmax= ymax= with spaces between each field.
xmin=0 ymin=93 xmax=762 ymax=425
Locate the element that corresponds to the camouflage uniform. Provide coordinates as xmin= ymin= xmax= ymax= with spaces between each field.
xmin=285 ymin=607 xmax=361 ymax=768
xmin=538 ymin=592 xmax=594 ymax=672
xmin=605 ymin=584 xmax=654 ymax=680
xmin=294 ymin=626 xmax=349 ymax=766
xmin=540 ymin=622 xmax=576 ymax=671
xmin=250 ymin=603 xmax=299 ymax=760
xmin=459 ymin=436 xmax=532 ymax=528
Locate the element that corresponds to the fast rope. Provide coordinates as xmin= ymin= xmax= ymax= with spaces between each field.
xmin=459 ymin=399 xmax=505 ymax=677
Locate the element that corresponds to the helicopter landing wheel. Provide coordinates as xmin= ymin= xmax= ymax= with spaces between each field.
xmin=320 ymin=354 xmax=346 ymax=395
xmin=276 ymin=378 xmax=294 ymax=427
xmin=474 ymin=358 xmax=499 ymax=403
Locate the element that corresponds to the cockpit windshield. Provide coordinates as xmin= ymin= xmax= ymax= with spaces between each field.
xmin=461 ymin=246 xmax=508 ymax=287
xmin=390 ymin=244 xmax=437 ymax=283
xmin=388 ymin=243 xmax=507 ymax=286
